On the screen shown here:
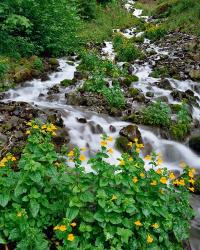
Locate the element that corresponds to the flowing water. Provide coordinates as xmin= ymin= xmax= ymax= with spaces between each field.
xmin=2 ymin=0 xmax=200 ymax=248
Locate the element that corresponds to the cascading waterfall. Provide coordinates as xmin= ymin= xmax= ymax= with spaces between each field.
xmin=2 ymin=0 xmax=200 ymax=248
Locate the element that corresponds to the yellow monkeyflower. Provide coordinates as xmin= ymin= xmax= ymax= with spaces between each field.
xmin=67 ymin=234 xmax=75 ymax=241
xmin=152 ymin=223 xmax=159 ymax=229
xmin=81 ymin=147 xmax=86 ymax=152
xmin=150 ymin=180 xmax=157 ymax=186
xmin=160 ymin=177 xmax=167 ymax=184
xmin=71 ymin=222 xmax=77 ymax=227
xmin=101 ymin=140 xmax=107 ymax=147
xmin=50 ymin=124 xmax=57 ymax=131
xmin=134 ymin=220 xmax=142 ymax=226
xmin=188 ymin=171 xmax=194 ymax=178
xmin=140 ymin=173 xmax=145 ymax=178
xmin=129 ymin=157 xmax=133 ymax=161
xmin=26 ymin=121 xmax=32 ymax=126
xmin=59 ymin=225 xmax=67 ymax=232
xmin=79 ymin=155 xmax=86 ymax=161
xmin=119 ymin=160 xmax=125 ymax=166
xmin=132 ymin=177 xmax=138 ymax=183
xmin=156 ymin=157 xmax=163 ymax=165
xmin=156 ymin=168 xmax=162 ymax=175
xmin=136 ymin=148 xmax=140 ymax=154
xmin=107 ymin=148 xmax=114 ymax=154
xmin=189 ymin=187 xmax=195 ymax=192
xmin=127 ymin=142 xmax=133 ymax=147
xmin=169 ymin=172 xmax=175 ymax=179
xmin=33 ymin=125 xmax=39 ymax=129
xmin=41 ymin=124 xmax=47 ymax=129
xmin=144 ymin=155 xmax=151 ymax=161
xmin=134 ymin=138 xmax=138 ymax=143
xmin=26 ymin=130 xmax=31 ymax=135
xmin=52 ymin=132 xmax=57 ymax=136
xmin=178 ymin=179 xmax=185 ymax=186
xmin=68 ymin=151 xmax=74 ymax=157
xmin=11 ymin=156 xmax=16 ymax=161
xmin=53 ymin=225 xmax=60 ymax=230
xmin=107 ymin=136 xmax=113 ymax=142
xmin=147 ymin=234 xmax=153 ymax=244
xmin=136 ymin=143 xmax=144 ymax=148
xmin=189 ymin=179 xmax=195 ymax=185
xmin=111 ymin=195 xmax=117 ymax=201
xmin=0 ymin=162 xmax=5 ymax=168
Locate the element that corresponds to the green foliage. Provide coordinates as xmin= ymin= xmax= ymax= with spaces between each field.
xmin=0 ymin=123 xmax=194 ymax=249
xmin=145 ymin=25 xmax=167 ymax=41
xmin=113 ymin=34 xmax=143 ymax=62
xmin=102 ymin=85 xmax=125 ymax=108
xmin=170 ymin=103 xmax=191 ymax=140
xmin=143 ymin=101 xmax=171 ymax=127
xmin=31 ymin=57 xmax=44 ymax=72
xmin=0 ymin=60 xmax=8 ymax=80
xmin=150 ymin=66 xmax=169 ymax=78
xmin=77 ymin=0 xmax=97 ymax=20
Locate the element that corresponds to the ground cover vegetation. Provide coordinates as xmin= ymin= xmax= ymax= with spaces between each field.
xmin=0 ymin=121 xmax=196 ymax=249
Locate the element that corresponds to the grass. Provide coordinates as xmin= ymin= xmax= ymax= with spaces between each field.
xmin=79 ymin=1 xmax=140 ymax=44
xmin=136 ymin=0 xmax=200 ymax=36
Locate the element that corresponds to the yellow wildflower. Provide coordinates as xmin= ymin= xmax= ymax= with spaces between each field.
xmin=0 ymin=162 xmax=5 ymax=168
xmin=140 ymin=173 xmax=145 ymax=178
xmin=67 ymin=234 xmax=75 ymax=241
xmin=7 ymin=155 xmax=12 ymax=160
xmin=134 ymin=138 xmax=138 ymax=143
xmin=127 ymin=142 xmax=133 ymax=147
xmin=169 ymin=172 xmax=175 ymax=179
xmin=26 ymin=121 xmax=32 ymax=126
xmin=188 ymin=171 xmax=194 ymax=178
xmin=101 ymin=140 xmax=107 ymax=147
xmin=52 ymin=132 xmax=57 ymax=136
xmin=59 ymin=225 xmax=67 ymax=232
xmin=156 ymin=168 xmax=162 ymax=175
xmin=11 ymin=156 xmax=16 ymax=161
xmin=41 ymin=124 xmax=47 ymax=129
xmin=136 ymin=143 xmax=144 ymax=148
xmin=147 ymin=234 xmax=153 ymax=244
xmin=160 ymin=177 xmax=167 ymax=184
xmin=81 ymin=147 xmax=86 ymax=152
xmin=71 ymin=222 xmax=77 ymax=227
xmin=79 ymin=155 xmax=86 ymax=161
xmin=152 ymin=223 xmax=159 ymax=229
xmin=107 ymin=148 xmax=113 ymax=154
xmin=150 ymin=180 xmax=157 ymax=186
xmin=111 ymin=195 xmax=117 ymax=201
xmin=189 ymin=179 xmax=195 ymax=185
xmin=144 ymin=155 xmax=151 ymax=161
xmin=178 ymin=179 xmax=185 ymax=186
xmin=134 ymin=220 xmax=142 ymax=227
xmin=26 ymin=130 xmax=31 ymax=135
xmin=50 ymin=124 xmax=57 ymax=130
xmin=132 ymin=177 xmax=138 ymax=183
xmin=136 ymin=148 xmax=140 ymax=154
xmin=107 ymin=136 xmax=113 ymax=142
xmin=156 ymin=157 xmax=163 ymax=165
xmin=68 ymin=151 xmax=74 ymax=157
xmin=119 ymin=160 xmax=125 ymax=166
xmin=53 ymin=225 xmax=60 ymax=230
xmin=189 ymin=187 xmax=195 ymax=192
xmin=33 ymin=125 xmax=39 ymax=129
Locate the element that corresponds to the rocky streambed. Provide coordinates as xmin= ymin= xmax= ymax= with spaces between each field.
xmin=0 ymin=0 xmax=200 ymax=249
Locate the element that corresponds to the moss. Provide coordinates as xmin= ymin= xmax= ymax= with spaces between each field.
xmin=115 ymin=136 xmax=131 ymax=153
xmin=60 ymin=79 xmax=75 ymax=87
xmin=170 ymin=104 xmax=182 ymax=113
xmin=129 ymin=88 xmax=140 ymax=97
xmin=124 ymin=75 xmax=139 ymax=87
xmin=49 ymin=58 xmax=59 ymax=66
xmin=170 ymin=123 xmax=189 ymax=140
xmin=150 ymin=66 xmax=169 ymax=78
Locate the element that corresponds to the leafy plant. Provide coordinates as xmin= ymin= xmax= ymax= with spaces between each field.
xmin=102 ymin=85 xmax=125 ymax=108
xmin=143 ymin=101 xmax=171 ymax=127
xmin=0 ymin=123 xmax=195 ymax=249
xmin=145 ymin=25 xmax=167 ymax=41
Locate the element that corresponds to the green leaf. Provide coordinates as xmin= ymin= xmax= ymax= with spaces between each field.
xmin=109 ymin=214 xmax=122 ymax=224
xmin=99 ymin=178 xmax=108 ymax=187
xmin=94 ymin=211 xmax=105 ymax=222
xmin=30 ymin=172 xmax=42 ymax=183
xmin=0 ymin=193 xmax=10 ymax=207
xmin=14 ymin=185 xmax=27 ymax=197
xmin=117 ymin=227 xmax=132 ymax=244
xmin=66 ymin=207 xmax=79 ymax=221
xmin=30 ymin=200 xmax=40 ymax=217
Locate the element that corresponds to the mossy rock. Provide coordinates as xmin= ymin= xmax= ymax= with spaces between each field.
xmin=150 ymin=66 xmax=169 ymax=78
xmin=123 ymin=75 xmax=139 ymax=87
xmin=170 ymin=104 xmax=182 ymax=113
xmin=129 ymin=88 xmax=140 ymax=97
xmin=115 ymin=136 xmax=131 ymax=153
xmin=49 ymin=58 xmax=59 ymax=66
xmin=60 ymin=79 xmax=75 ymax=87
xmin=14 ymin=68 xmax=32 ymax=83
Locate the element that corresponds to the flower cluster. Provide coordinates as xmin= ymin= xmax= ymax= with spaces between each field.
xmin=26 ymin=121 xmax=57 ymax=136
xmin=54 ymin=223 xmax=76 ymax=242
xmin=0 ymin=153 xmax=16 ymax=168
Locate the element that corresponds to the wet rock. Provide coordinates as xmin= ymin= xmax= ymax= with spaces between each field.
xmin=47 ymin=85 xmax=60 ymax=95
xmin=60 ymin=79 xmax=75 ymax=87
xmin=74 ymin=71 xmax=83 ymax=80
xmin=89 ymin=121 xmax=104 ymax=134
xmin=129 ymin=88 xmax=140 ymax=97
xmin=109 ymin=125 xmax=116 ymax=133
xmin=116 ymin=136 xmax=131 ymax=153
xmin=77 ymin=117 xmax=87 ymax=123
xmin=41 ymin=72 xmax=50 ymax=81
xmin=189 ymin=136 xmax=200 ymax=155
xmin=157 ymin=78 xmax=172 ymax=90
xmin=119 ymin=124 xmax=142 ymax=143
xmin=53 ymin=127 xmax=70 ymax=151
xmin=189 ymin=69 xmax=200 ymax=81
xmin=14 ymin=68 xmax=32 ymax=83
xmin=49 ymin=58 xmax=59 ymax=67
xmin=146 ymin=91 xmax=154 ymax=98
xmin=122 ymin=75 xmax=139 ymax=87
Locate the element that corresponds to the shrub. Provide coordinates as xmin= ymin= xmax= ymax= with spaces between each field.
xmin=0 ymin=60 xmax=8 ymax=80
xmin=113 ymin=34 xmax=143 ymax=62
xmin=102 ymin=85 xmax=125 ymax=109
xmin=143 ymin=101 xmax=171 ymax=127
xmin=0 ymin=122 xmax=195 ymax=249
xmin=32 ymin=57 xmax=44 ymax=72
xmin=145 ymin=25 xmax=167 ymax=41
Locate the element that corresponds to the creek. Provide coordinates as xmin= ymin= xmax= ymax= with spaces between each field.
xmin=2 ymin=0 xmax=200 ymax=248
